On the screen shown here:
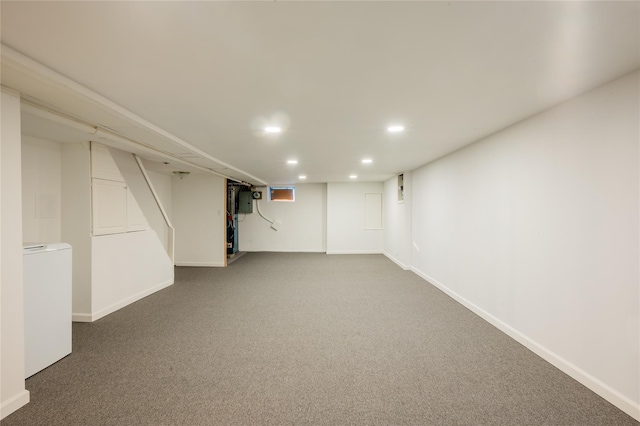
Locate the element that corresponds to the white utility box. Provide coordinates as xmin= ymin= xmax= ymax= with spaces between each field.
xmin=23 ymin=243 xmax=72 ymax=378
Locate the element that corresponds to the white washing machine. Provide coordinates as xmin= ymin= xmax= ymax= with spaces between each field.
xmin=23 ymin=243 xmax=72 ymax=378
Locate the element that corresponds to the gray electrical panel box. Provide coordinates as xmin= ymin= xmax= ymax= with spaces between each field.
xmin=238 ymin=191 xmax=254 ymax=214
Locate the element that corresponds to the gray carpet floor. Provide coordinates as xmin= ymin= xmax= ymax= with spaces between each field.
xmin=2 ymin=253 xmax=637 ymax=425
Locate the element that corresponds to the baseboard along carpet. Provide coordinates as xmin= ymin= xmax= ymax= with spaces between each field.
xmin=3 ymin=253 xmax=637 ymax=425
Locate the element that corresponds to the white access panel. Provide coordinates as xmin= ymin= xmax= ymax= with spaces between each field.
xmin=23 ymin=243 xmax=72 ymax=378
xmin=364 ymin=193 xmax=383 ymax=229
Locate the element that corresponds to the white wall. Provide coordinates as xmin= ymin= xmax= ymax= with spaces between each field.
xmin=91 ymin=230 xmax=173 ymax=321
xmin=60 ymin=142 xmax=174 ymax=322
xmin=1 ymin=88 xmax=30 ymax=419
xmin=21 ymin=136 xmax=62 ymax=243
xmin=239 ymin=183 xmax=327 ymax=252
xmin=61 ymin=142 xmax=92 ymax=319
xmin=326 ymin=182 xmax=384 ymax=254
xmin=88 ymin=145 xmax=174 ymax=321
xmin=146 ymin=170 xmax=173 ymax=222
xmin=408 ymin=71 xmax=639 ymax=419
xmin=108 ymin=148 xmax=171 ymax=254
xmin=172 ymin=173 xmax=226 ymax=266
xmin=383 ymin=173 xmax=412 ymax=269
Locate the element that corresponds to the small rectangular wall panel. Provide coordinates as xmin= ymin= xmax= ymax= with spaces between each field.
xmin=364 ymin=193 xmax=383 ymax=229
xmin=92 ymin=179 xmax=127 ymax=235
xmin=91 ymin=142 xmax=124 ymax=182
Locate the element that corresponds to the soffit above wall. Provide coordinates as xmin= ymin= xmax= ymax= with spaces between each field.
xmin=4 ymin=50 xmax=266 ymax=185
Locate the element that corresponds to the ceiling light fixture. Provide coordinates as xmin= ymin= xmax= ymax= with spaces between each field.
xmin=264 ymin=126 xmax=282 ymax=133
xmin=287 ymin=160 xmax=298 ymax=165
xmin=349 ymin=175 xmax=358 ymax=179
xmin=172 ymin=171 xmax=191 ymax=179
xmin=299 ymin=175 xmax=307 ymax=179
xmin=362 ymin=159 xmax=373 ymax=164
xmin=387 ymin=125 xmax=405 ymax=133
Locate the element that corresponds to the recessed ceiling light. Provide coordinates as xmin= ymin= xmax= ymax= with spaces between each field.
xmin=387 ymin=125 xmax=405 ymax=133
xmin=349 ymin=175 xmax=358 ymax=179
xmin=299 ymin=175 xmax=307 ymax=179
xmin=362 ymin=158 xmax=373 ymax=164
xmin=264 ymin=126 xmax=282 ymax=133
xmin=287 ymin=159 xmax=298 ymax=165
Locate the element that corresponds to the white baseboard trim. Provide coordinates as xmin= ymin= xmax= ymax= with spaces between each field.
xmin=72 ymin=312 xmax=93 ymax=323
xmin=79 ymin=279 xmax=174 ymax=323
xmin=1 ymin=389 xmax=30 ymax=420
xmin=410 ymin=266 xmax=640 ymax=422
xmin=382 ymin=251 xmax=410 ymax=270
xmin=175 ymin=261 xmax=226 ymax=267
xmin=326 ymin=250 xmax=383 ymax=255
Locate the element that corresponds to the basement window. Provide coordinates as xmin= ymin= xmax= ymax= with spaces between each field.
xmin=269 ymin=187 xmax=295 ymax=202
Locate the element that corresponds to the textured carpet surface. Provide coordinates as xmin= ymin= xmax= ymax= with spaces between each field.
xmin=3 ymin=253 xmax=637 ymax=425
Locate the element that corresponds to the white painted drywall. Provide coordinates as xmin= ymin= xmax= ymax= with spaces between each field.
xmin=172 ymin=173 xmax=226 ymax=266
xmin=61 ymin=142 xmax=92 ymax=320
xmin=61 ymin=142 xmax=174 ymax=322
xmin=239 ymin=183 xmax=327 ymax=252
xmin=21 ymin=136 xmax=62 ymax=243
xmin=1 ymin=89 xmax=30 ymax=419
xmin=146 ymin=170 xmax=172 ymax=222
xmin=409 ymin=71 xmax=639 ymax=418
xmin=364 ymin=193 xmax=383 ymax=229
xmin=89 ymin=145 xmax=174 ymax=320
xmin=383 ymin=172 xmax=412 ymax=269
xmin=90 ymin=143 xmax=152 ymax=236
xmin=326 ymin=182 xmax=384 ymax=254
xmin=91 ymin=230 xmax=173 ymax=321
xmin=107 ymin=147 xmax=171 ymax=252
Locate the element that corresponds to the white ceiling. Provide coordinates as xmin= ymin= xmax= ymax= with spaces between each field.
xmin=2 ymin=1 xmax=639 ymax=185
